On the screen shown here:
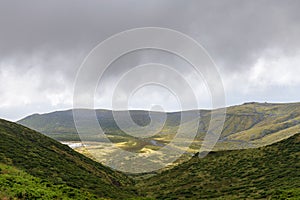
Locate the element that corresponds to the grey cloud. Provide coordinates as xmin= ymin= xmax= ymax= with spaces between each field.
xmin=1 ymin=0 xmax=299 ymax=71
xmin=1 ymin=0 xmax=300 ymax=120
xmin=185 ymin=1 xmax=300 ymax=71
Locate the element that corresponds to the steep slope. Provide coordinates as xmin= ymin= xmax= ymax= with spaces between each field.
xmin=137 ymin=133 xmax=300 ymax=199
xmin=4 ymin=117 xmax=300 ymax=199
xmin=18 ymin=110 xmax=80 ymax=141
xmin=187 ymin=102 xmax=300 ymax=151
xmin=0 ymin=163 xmax=98 ymax=199
xmin=0 ymin=119 xmax=136 ymax=199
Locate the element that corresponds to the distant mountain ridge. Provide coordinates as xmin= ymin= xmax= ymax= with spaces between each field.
xmin=18 ymin=102 xmax=300 ymax=150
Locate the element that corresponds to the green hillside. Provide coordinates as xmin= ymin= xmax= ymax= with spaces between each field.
xmin=137 ymin=133 xmax=300 ymax=199
xmin=1 ymin=117 xmax=299 ymax=199
xmin=17 ymin=109 xmax=173 ymax=141
xmin=18 ymin=102 xmax=300 ymax=152
xmin=0 ymin=119 xmax=136 ymax=199
xmin=0 ymin=163 xmax=99 ymax=199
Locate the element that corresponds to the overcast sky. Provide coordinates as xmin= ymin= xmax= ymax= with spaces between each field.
xmin=1 ymin=0 xmax=300 ymax=121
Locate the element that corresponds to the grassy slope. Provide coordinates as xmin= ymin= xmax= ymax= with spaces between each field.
xmin=1 ymin=117 xmax=299 ymax=199
xmin=18 ymin=103 xmax=300 ymax=151
xmin=137 ymin=133 xmax=300 ymax=199
xmin=0 ymin=163 xmax=101 ymax=200
xmin=0 ymin=119 xmax=136 ymax=199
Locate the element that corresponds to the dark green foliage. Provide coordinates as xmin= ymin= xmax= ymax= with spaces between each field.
xmin=137 ymin=133 xmax=300 ymax=199
xmin=0 ymin=119 xmax=136 ymax=199
xmin=2 ymin=112 xmax=300 ymax=199
xmin=0 ymin=163 xmax=99 ymax=199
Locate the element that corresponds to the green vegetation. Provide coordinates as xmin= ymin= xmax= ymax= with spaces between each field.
xmin=18 ymin=102 xmax=300 ymax=153
xmin=0 ymin=119 xmax=136 ymax=199
xmin=2 ymin=102 xmax=300 ymax=199
xmin=0 ymin=163 xmax=100 ymax=199
xmin=136 ymin=133 xmax=300 ymax=199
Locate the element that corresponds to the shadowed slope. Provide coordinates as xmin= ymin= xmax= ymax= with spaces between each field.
xmin=0 ymin=119 xmax=136 ymax=199
xmin=137 ymin=133 xmax=300 ymax=199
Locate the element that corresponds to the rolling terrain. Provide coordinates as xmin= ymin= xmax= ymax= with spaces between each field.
xmin=0 ymin=117 xmax=299 ymax=199
xmin=137 ymin=133 xmax=300 ymax=199
xmin=0 ymin=119 xmax=136 ymax=199
xmin=18 ymin=102 xmax=300 ymax=153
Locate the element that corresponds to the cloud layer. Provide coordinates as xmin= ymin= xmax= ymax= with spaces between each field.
xmin=1 ymin=0 xmax=300 ymax=120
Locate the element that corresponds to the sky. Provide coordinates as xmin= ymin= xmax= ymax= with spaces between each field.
xmin=1 ymin=0 xmax=300 ymax=121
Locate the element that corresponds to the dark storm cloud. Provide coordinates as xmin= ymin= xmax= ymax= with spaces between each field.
xmin=0 ymin=0 xmax=300 ymax=68
xmin=0 ymin=0 xmax=300 ymax=120
xmin=1 ymin=0 xmax=299 ymax=70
